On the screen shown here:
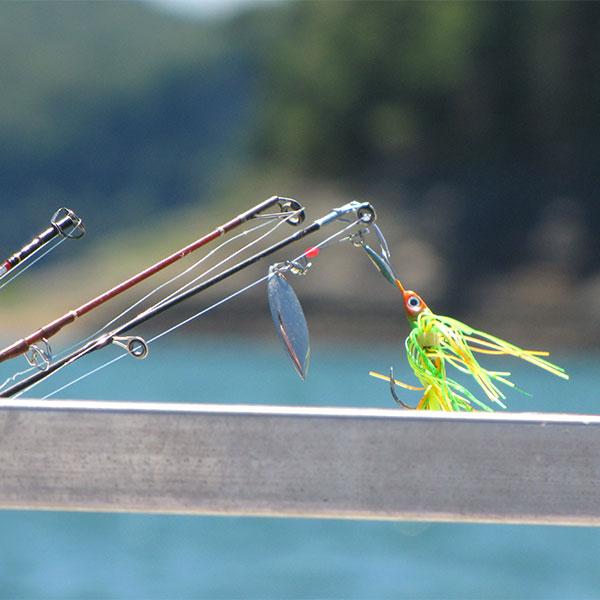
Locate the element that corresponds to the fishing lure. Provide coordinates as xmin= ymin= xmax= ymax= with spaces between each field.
xmin=359 ymin=229 xmax=568 ymax=411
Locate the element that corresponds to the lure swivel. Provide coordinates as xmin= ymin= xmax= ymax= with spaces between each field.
xmin=270 ymin=258 xmax=312 ymax=277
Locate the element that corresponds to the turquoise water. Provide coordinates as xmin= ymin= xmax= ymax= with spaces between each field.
xmin=0 ymin=339 xmax=599 ymax=599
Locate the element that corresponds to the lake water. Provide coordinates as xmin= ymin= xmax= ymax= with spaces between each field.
xmin=0 ymin=338 xmax=598 ymax=599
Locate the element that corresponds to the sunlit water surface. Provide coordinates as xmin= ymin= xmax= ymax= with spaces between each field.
xmin=0 ymin=339 xmax=598 ymax=599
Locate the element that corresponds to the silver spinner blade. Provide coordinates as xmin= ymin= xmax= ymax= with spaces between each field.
xmin=267 ymin=268 xmax=310 ymax=380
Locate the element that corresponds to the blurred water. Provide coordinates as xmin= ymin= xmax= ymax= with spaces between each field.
xmin=0 ymin=339 xmax=598 ymax=599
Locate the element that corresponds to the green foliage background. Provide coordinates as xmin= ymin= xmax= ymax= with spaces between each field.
xmin=0 ymin=0 xmax=598 ymax=340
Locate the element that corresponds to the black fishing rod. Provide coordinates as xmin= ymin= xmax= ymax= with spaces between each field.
xmin=0 ymin=208 xmax=85 ymax=282
xmin=1 ymin=201 xmax=375 ymax=398
xmin=0 ymin=196 xmax=302 ymax=363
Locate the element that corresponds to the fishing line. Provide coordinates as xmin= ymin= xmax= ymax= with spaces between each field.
xmin=57 ymin=214 xmax=292 ymax=354
xmin=37 ymin=278 xmax=267 ymax=400
xmin=35 ymin=218 xmax=361 ymax=400
xmin=1 ymin=212 xmax=299 ymax=391
xmin=0 ymin=236 xmax=70 ymax=390
xmin=0 ymin=364 xmax=40 ymax=392
xmin=150 ymin=209 xmax=303 ymax=310
xmin=0 ymin=196 xmax=298 ymax=366
xmin=4 ymin=201 xmax=370 ymax=398
xmin=141 ymin=217 xmax=360 ymax=345
xmin=0 ymin=236 xmax=67 ymax=291
xmin=38 ymin=353 xmax=127 ymax=400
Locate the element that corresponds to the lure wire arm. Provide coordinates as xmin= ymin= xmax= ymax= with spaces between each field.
xmin=271 ymin=201 xmax=377 ymax=275
xmin=350 ymin=219 xmax=399 ymax=287
xmin=371 ymin=222 xmax=392 ymax=261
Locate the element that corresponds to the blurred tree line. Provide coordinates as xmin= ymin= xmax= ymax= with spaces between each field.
xmin=0 ymin=0 xmax=256 ymax=245
xmin=250 ymin=1 xmax=600 ymax=280
xmin=0 ymin=0 xmax=598 ymax=284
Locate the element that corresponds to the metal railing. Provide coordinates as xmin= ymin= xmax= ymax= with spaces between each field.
xmin=0 ymin=400 xmax=597 ymax=525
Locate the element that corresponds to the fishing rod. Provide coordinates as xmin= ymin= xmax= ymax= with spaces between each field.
xmin=0 ymin=201 xmax=375 ymax=398
xmin=0 ymin=196 xmax=303 ymax=366
xmin=0 ymin=208 xmax=85 ymax=283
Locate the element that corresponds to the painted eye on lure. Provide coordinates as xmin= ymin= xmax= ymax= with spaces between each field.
xmin=407 ymin=296 xmax=421 ymax=310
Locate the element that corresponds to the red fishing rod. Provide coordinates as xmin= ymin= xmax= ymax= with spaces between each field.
xmin=0 ymin=201 xmax=374 ymax=398
xmin=0 ymin=208 xmax=85 ymax=281
xmin=0 ymin=196 xmax=303 ymax=364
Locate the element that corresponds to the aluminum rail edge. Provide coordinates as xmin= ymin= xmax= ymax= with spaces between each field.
xmin=0 ymin=400 xmax=597 ymax=525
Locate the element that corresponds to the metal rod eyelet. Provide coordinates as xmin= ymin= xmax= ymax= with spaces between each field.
xmin=112 ymin=336 xmax=149 ymax=360
xmin=25 ymin=338 xmax=53 ymax=371
xmin=51 ymin=207 xmax=85 ymax=239
xmin=276 ymin=198 xmax=306 ymax=226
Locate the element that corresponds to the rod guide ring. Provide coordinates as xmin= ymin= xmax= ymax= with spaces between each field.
xmin=277 ymin=198 xmax=306 ymax=226
xmin=51 ymin=207 xmax=86 ymax=239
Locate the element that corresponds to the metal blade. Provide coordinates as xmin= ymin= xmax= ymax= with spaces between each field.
xmin=268 ymin=268 xmax=310 ymax=379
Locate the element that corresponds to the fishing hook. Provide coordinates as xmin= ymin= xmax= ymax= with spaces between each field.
xmin=388 ymin=366 xmax=415 ymax=409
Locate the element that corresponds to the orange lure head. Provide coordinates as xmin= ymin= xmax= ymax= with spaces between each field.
xmin=394 ymin=279 xmax=428 ymax=323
